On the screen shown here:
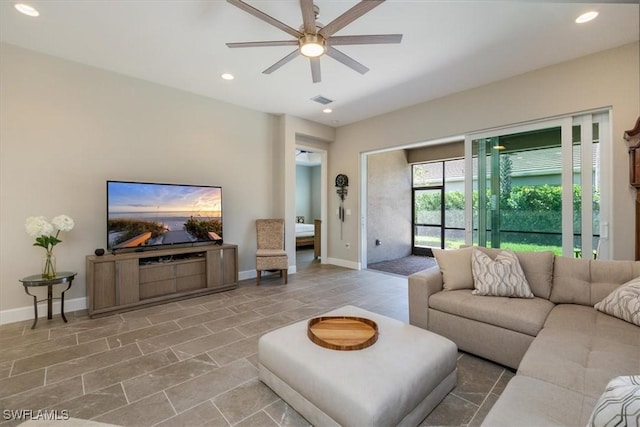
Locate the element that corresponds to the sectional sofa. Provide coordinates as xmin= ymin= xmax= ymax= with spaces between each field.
xmin=408 ymin=247 xmax=640 ymax=426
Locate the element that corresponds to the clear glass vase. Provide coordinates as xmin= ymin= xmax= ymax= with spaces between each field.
xmin=42 ymin=253 xmax=56 ymax=279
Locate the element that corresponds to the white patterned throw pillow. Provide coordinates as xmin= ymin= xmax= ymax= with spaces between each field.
xmin=471 ymin=249 xmax=534 ymax=298
xmin=594 ymin=276 xmax=640 ymax=327
xmin=588 ymin=376 xmax=640 ymax=427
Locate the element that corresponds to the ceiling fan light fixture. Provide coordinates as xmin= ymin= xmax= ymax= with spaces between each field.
xmin=299 ymin=34 xmax=326 ymax=58
xmin=575 ymin=11 xmax=598 ymax=24
xmin=14 ymin=3 xmax=39 ymax=17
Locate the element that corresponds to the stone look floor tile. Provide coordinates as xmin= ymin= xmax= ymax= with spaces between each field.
xmin=492 ymin=368 xmax=516 ymax=395
xmin=176 ymin=307 xmax=235 ymax=329
xmin=155 ymin=400 xmax=228 ymax=427
xmin=202 ymin=295 xmax=252 ymax=311
xmin=0 ymin=369 xmax=45 ymax=399
xmin=264 ymin=399 xmax=312 ymax=427
xmin=137 ymin=324 xmax=211 ymax=354
xmin=202 ymin=311 xmax=264 ymax=334
xmin=48 ymin=383 xmax=128 ymax=420
xmin=76 ymin=317 xmax=152 ymax=343
xmin=207 ymin=335 xmax=260 ymax=366
xmin=213 ymin=379 xmax=279 ymax=424
xmin=48 ymin=315 xmax=125 ymax=340
xmin=233 ymin=313 xmax=294 ymax=337
xmin=0 ymin=376 xmax=83 ymax=413
xmin=106 ymin=321 xmax=180 ymax=349
xmin=119 ymin=302 xmax=183 ymax=320
xmin=227 ymin=297 xmax=281 ymax=315
xmin=94 ymin=392 xmax=176 ymax=427
xmin=0 ymin=258 xmax=506 ymax=426
xmin=0 ymin=321 xmax=28 ymax=338
xmin=452 ymin=353 xmax=506 ymax=405
xmin=165 ymin=358 xmax=257 ymax=413
xmin=0 ymin=335 xmax=77 ymax=364
xmin=171 ymin=328 xmax=244 ymax=361
xmin=0 ymin=361 xmax=12 ymax=379
xmin=122 ymin=353 xmax=218 ymax=402
xmin=46 ymin=343 xmax=142 ymax=384
xmin=11 ymin=338 xmax=110 ymax=375
xmin=0 ymin=329 xmax=49 ymax=350
xmin=234 ymin=410 xmax=279 ymax=427
xmin=468 ymin=392 xmax=501 ymax=427
xmin=146 ymin=306 xmax=208 ymax=325
xmin=253 ymin=299 xmax=305 ymax=317
xmin=420 ymin=393 xmax=479 ymax=426
xmin=83 ymin=348 xmax=178 ymax=393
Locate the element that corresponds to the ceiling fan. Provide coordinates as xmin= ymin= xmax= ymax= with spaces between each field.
xmin=226 ymin=0 xmax=403 ymax=83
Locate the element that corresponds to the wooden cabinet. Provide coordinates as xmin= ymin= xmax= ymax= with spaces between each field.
xmin=87 ymin=244 xmax=238 ymax=317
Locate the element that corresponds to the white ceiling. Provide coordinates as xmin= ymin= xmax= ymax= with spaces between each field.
xmin=1 ymin=1 xmax=638 ymax=127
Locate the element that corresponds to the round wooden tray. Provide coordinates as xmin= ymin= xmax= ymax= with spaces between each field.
xmin=307 ymin=316 xmax=378 ymax=351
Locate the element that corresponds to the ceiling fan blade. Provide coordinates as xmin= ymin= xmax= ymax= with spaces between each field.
xmin=227 ymin=0 xmax=302 ymax=38
xmin=263 ymin=50 xmax=301 ymax=74
xmin=227 ymin=40 xmax=298 ymax=48
xmin=319 ymin=0 xmax=385 ymax=38
xmin=328 ymin=34 xmax=402 ymax=46
xmin=300 ymin=0 xmax=316 ymax=34
xmin=326 ymin=46 xmax=369 ymax=75
xmin=310 ymin=57 xmax=321 ymax=83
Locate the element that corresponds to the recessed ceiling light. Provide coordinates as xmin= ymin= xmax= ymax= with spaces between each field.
xmin=221 ymin=73 xmax=234 ymax=80
xmin=323 ymin=108 xmax=333 ymax=114
xmin=14 ymin=3 xmax=39 ymax=17
xmin=575 ymin=11 xmax=598 ymax=24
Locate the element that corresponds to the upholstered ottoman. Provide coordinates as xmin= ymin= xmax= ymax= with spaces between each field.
xmin=258 ymin=305 xmax=458 ymax=427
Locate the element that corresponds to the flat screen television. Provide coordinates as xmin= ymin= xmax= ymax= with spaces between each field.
xmin=107 ymin=180 xmax=223 ymax=252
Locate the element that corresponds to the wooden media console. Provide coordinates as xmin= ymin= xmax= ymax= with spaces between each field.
xmin=86 ymin=244 xmax=238 ymax=317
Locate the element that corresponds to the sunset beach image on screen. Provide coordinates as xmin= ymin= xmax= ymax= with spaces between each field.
xmin=107 ymin=181 xmax=222 ymax=251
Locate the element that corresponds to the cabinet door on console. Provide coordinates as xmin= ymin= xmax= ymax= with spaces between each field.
xmin=116 ymin=259 xmax=139 ymax=305
xmin=222 ymin=247 xmax=238 ymax=285
xmin=92 ymin=261 xmax=116 ymax=310
xmin=206 ymin=249 xmax=223 ymax=288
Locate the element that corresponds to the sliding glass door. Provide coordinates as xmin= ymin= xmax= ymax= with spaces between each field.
xmin=464 ymin=112 xmax=609 ymax=258
xmin=412 ymin=159 xmax=465 ymax=255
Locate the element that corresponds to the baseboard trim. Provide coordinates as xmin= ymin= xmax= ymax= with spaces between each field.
xmin=0 ymin=297 xmax=87 ymax=326
xmin=325 ymin=257 xmax=361 ymax=270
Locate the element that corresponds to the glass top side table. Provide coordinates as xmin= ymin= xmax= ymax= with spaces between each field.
xmin=19 ymin=271 xmax=77 ymax=329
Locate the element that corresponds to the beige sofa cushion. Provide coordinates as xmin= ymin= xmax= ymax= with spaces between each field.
xmin=475 ymin=247 xmax=554 ymax=299
xmin=480 ymin=375 xmax=597 ymax=427
xmin=551 ymin=256 xmax=640 ymax=306
xmin=518 ymin=305 xmax=640 ymax=400
xmin=428 ymin=289 xmax=554 ymax=336
xmin=432 ymin=247 xmax=473 ymax=290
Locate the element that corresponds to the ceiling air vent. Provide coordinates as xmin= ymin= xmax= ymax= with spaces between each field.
xmin=311 ymin=95 xmax=333 ymax=105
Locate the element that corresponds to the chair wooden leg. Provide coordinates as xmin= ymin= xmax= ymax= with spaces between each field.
xmin=256 ymin=270 xmax=261 ymax=286
xmin=284 ymin=269 xmax=288 ymax=284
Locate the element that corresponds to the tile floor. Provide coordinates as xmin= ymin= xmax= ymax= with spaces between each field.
xmin=0 ymin=252 xmax=513 ymax=426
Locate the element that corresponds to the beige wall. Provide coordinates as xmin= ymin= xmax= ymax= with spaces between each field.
xmin=0 ymin=43 xmax=284 ymax=318
xmin=329 ymin=42 xmax=640 ymax=264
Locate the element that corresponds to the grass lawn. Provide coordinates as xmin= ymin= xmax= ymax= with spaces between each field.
xmin=415 ymin=237 xmax=563 ymax=255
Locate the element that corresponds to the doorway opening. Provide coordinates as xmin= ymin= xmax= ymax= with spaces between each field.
xmin=295 ymin=146 xmax=326 ymax=270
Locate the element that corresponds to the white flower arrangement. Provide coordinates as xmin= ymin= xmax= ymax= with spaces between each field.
xmin=25 ymin=215 xmax=75 ymax=255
